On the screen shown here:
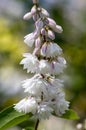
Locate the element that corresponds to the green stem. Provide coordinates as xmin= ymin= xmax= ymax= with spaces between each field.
xmin=35 ymin=119 xmax=39 ymax=130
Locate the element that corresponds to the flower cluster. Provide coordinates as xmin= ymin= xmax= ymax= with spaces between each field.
xmin=14 ymin=0 xmax=69 ymax=120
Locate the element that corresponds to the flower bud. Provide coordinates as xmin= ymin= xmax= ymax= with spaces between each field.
xmin=58 ymin=57 xmax=66 ymax=65
xmin=41 ymin=28 xmax=47 ymax=36
xmin=44 ymin=19 xmax=49 ymax=25
xmin=47 ymin=18 xmax=56 ymax=28
xmin=48 ymin=30 xmax=55 ymax=40
xmin=23 ymin=12 xmax=32 ymax=20
xmin=54 ymin=25 xmax=63 ymax=33
xmin=31 ymin=5 xmax=37 ymax=15
xmin=41 ymin=43 xmax=47 ymax=56
xmin=41 ymin=8 xmax=49 ymax=17
xmin=33 ymin=48 xmax=40 ymax=55
xmin=33 ymin=14 xmax=39 ymax=21
xmin=35 ymin=37 xmax=41 ymax=48
xmin=35 ymin=19 xmax=43 ymax=30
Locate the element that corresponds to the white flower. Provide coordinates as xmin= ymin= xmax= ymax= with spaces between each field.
xmin=51 ymin=61 xmax=63 ymax=75
xmin=54 ymin=92 xmax=69 ymax=115
xmin=24 ymin=33 xmax=35 ymax=47
xmin=37 ymin=104 xmax=53 ymax=120
xmin=48 ymin=92 xmax=69 ymax=116
xmin=39 ymin=60 xmax=51 ymax=75
xmin=14 ymin=97 xmax=38 ymax=114
xmin=22 ymin=74 xmax=48 ymax=97
xmin=20 ymin=53 xmax=39 ymax=73
xmin=48 ymin=77 xmax=64 ymax=88
xmin=23 ymin=12 xmax=32 ymax=20
xmin=41 ymin=42 xmax=62 ymax=57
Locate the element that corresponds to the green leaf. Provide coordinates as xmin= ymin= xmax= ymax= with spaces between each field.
xmin=61 ymin=109 xmax=80 ymax=120
xmin=0 ymin=105 xmax=33 ymax=130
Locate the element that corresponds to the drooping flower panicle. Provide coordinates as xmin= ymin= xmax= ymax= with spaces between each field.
xmin=14 ymin=0 xmax=69 ymax=120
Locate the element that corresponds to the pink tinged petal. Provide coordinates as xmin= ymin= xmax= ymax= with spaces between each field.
xmin=33 ymin=48 xmax=39 ymax=55
xmin=35 ymin=19 xmax=43 ymax=30
xmin=41 ymin=28 xmax=47 ymax=36
xmin=35 ymin=37 xmax=41 ymax=48
xmin=47 ymin=18 xmax=56 ymax=29
xmin=44 ymin=19 xmax=49 ymax=25
xmin=33 ymin=29 xmax=40 ymax=38
xmin=31 ymin=5 xmax=37 ymax=15
xmin=41 ymin=8 xmax=50 ymax=17
xmin=33 ymin=14 xmax=39 ymax=21
xmin=48 ymin=30 xmax=55 ymax=40
xmin=41 ymin=43 xmax=47 ymax=56
xmin=23 ymin=12 xmax=32 ymax=20
xmin=51 ymin=62 xmax=55 ymax=69
xmin=54 ymin=25 xmax=63 ymax=33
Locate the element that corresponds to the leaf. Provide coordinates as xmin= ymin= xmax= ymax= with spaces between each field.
xmin=0 ymin=105 xmax=33 ymax=130
xmin=61 ymin=109 xmax=80 ymax=120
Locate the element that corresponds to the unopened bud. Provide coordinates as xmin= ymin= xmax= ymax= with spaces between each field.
xmin=35 ymin=37 xmax=41 ymax=48
xmin=33 ymin=14 xmax=39 ymax=21
xmin=41 ymin=28 xmax=47 ymax=36
xmin=35 ymin=19 xmax=43 ymax=30
xmin=23 ymin=12 xmax=32 ymax=20
xmin=41 ymin=43 xmax=47 ymax=56
xmin=47 ymin=18 xmax=56 ymax=27
xmin=41 ymin=8 xmax=49 ymax=17
xmin=31 ymin=5 xmax=37 ymax=15
xmin=54 ymin=25 xmax=63 ymax=33
xmin=48 ymin=30 xmax=55 ymax=40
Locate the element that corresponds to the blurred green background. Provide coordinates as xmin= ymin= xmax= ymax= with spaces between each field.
xmin=0 ymin=0 xmax=86 ymax=130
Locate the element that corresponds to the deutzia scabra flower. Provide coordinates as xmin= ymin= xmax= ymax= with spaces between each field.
xmin=14 ymin=0 xmax=69 ymax=126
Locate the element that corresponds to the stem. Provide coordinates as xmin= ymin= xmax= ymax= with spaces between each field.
xmin=35 ymin=119 xmax=39 ymax=130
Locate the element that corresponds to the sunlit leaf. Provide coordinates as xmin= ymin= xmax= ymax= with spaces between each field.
xmin=0 ymin=106 xmax=33 ymax=130
xmin=61 ymin=109 xmax=80 ymax=120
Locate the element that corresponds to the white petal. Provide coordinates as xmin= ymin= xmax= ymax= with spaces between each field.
xmin=39 ymin=60 xmax=51 ymax=75
xmin=14 ymin=97 xmax=38 ymax=114
xmin=24 ymin=33 xmax=35 ymax=47
xmin=49 ymin=43 xmax=62 ymax=56
xmin=22 ymin=74 xmax=48 ymax=97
